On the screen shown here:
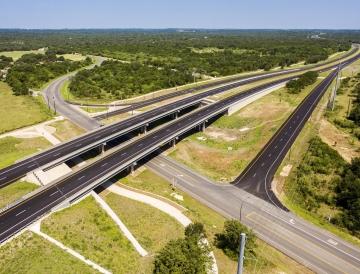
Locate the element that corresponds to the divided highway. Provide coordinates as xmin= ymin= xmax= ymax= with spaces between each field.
xmin=1 ymin=53 xmax=359 ymax=244
xmin=0 ymin=50 xmax=358 ymax=189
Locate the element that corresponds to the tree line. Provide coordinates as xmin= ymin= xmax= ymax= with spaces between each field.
xmin=69 ymin=60 xmax=193 ymax=99
xmin=286 ymin=71 xmax=319 ymax=93
xmin=287 ymin=136 xmax=360 ymax=236
xmin=5 ymin=51 xmax=92 ymax=95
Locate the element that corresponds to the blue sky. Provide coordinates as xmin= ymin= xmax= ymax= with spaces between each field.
xmin=1 ymin=0 xmax=359 ymax=29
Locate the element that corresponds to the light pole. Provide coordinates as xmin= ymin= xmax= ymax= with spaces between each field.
xmin=237 ymin=233 xmax=246 ymax=274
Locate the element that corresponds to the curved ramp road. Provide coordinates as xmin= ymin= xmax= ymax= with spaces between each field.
xmin=0 ymin=54 xmax=359 ymax=244
xmin=234 ymin=69 xmax=339 ymax=209
xmin=0 ymin=51 xmax=357 ymax=189
xmin=146 ymin=155 xmax=360 ymax=274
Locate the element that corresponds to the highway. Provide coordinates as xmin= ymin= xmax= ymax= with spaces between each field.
xmin=0 ymin=50 xmax=357 ymax=189
xmin=0 ymin=53 xmax=359 ymax=273
xmin=92 ymin=47 xmax=356 ymax=120
xmin=0 ymin=72 xmax=324 ymax=243
xmin=146 ymin=155 xmax=360 ymax=274
xmin=0 ymin=57 xmax=358 ymax=244
xmin=234 ymin=69 xmax=339 ymax=209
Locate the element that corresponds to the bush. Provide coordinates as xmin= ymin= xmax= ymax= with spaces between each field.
xmin=214 ymin=220 xmax=257 ymax=262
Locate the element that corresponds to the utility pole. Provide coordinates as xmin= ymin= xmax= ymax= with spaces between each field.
xmin=237 ymin=233 xmax=246 ymax=274
xmin=52 ymin=96 xmax=56 ymax=115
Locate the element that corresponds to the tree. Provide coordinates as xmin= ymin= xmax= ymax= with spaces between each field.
xmin=185 ymin=222 xmax=206 ymax=241
xmin=215 ymin=220 xmax=257 ymax=262
xmin=153 ymin=223 xmax=211 ymax=274
xmin=333 ymin=158 xmax=360 ymax=236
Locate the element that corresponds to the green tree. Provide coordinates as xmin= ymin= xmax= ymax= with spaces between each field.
xmin=215 ymin=220 xmax=257 ymax=262
xmin=153 ymin=223 xmax=211 ymax=274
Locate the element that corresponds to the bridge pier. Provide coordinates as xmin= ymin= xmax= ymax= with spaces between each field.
xmin=199 ymin=122 xmax=206 ymax=132
xmin=129 ymin=162 xmax=137 ymax=175
xmin=173 ymin=111 xmax=179 ymax=119
xmin=99 ymin=142 xmax=106 ymax=155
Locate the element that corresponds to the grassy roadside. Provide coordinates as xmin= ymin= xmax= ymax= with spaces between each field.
xmin=103 ymin=192 xmax=184 ymax=254
xmin=0 ymin=181 xmax=38 ymax=209
xmin=0 ymin=82 xmax=53 ymax=134
xmin=119 ymin=169 xmax=312 ymax=274
xmin=49 ymin=119 xmax=86 ymax=142
xmin=80 ymin=106 xmax=108 ymax=113
xmin=0 ymin=231 xmax=98 ymax=274
xmin=0 ymin=136 xmax=51 ymax=169
xmin=41 ymin=195 xmax=145 ymax=273
xmin=170 ymin=74 xmax=328 ymax=182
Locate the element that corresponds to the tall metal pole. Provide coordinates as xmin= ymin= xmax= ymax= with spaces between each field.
xmin=237 ymin=233 xmax=246 ymax=274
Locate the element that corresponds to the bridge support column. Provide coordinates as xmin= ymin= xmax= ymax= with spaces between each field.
xmin=199 ymin=122 xmax=205 ymax=132
xmin=129 ymin=162 xmax=137 ymax=175
xmin=172 ymin=139 xmax=176 ymax=148
xmin=99 ymin=143 xmax=106 ymax=155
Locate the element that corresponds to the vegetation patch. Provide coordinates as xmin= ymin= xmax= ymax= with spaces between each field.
xmin=41 ymin=195 xmax=143 ymax=273
xmin=0 ymin=231 xmax=97 ymax=274
xmin=286 ymin=71 xmax=319 ymax=93
xmin=0 ymin=181 xmax=38 ymax=209
xmin=80 ymin=106 xmax=108 ymax=113
xmin=284 ymin=137 xmax=360 ymax=238
xmin=153 ymin=223 xmax=211 ymax=274
xmin=0 ymin=136 xmax=51 ymax=169
xmin=69 ymin=60 xmax=193 ymax=100
xmin=171 ymin=78 xmax=322 ymax=182
xmin=104 ymin=193 xmax=184 ymax=253
xmin=6 ymin=51 xmax=92 ymax=95
xmin=50 ymin=119 xmax=85 ymax=142
xmin=0 ymin=82 xmax=53 ymax=133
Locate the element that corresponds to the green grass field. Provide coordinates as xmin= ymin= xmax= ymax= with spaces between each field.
xmin=0 ymin=136 xmax=51 ymax=169
xmin=41 ymin=195 xmax=145 ymax=273
xmin=120 ymin=170 xmax=311 ymax=274
xmin=0 ymin=82 xmax=53 ymax=133
xmin=49 ymin=119 xmax=85 ymax=142
xmin=170 ymin=75 xmax=326 ymax=182
xmin=0 ymin=49 xmax=45 ymax=61
xmin=0 ymin=181 xmax=38 ymax=209
xmin=104 ymin=193 xmax=184 ymax=254
xmin=0 ymin=231 xmax=98 ymax=274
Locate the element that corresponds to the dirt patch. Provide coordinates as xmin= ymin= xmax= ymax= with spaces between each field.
xmin=173 ymin=141 xmax=247 ymax=182
xmin=205 ymin=127 xmax=238 ymax=142
xmin=237 ymin=92 xmax=291 ymax=120
xmin=319 ymin=118 xmax=359 ymax=162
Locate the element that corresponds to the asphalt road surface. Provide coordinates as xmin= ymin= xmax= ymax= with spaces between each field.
xmin=0 ymin=59 xmax=357 ymax=245
xmin=0 ymin=73 xmax=323 ymax=243
xmin=233 ymin=69 xmax=339 ymax=209
xmin=1 ymin=51 xmax=357 ymax=189
xmin=43 ymin=74 xmax=101 ymax=131
xmin=146 ymin=155 xmax=360 ymax=274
